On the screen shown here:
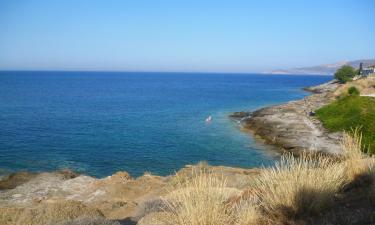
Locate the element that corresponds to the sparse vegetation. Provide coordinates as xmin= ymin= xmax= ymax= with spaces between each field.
xmin=341 ymin=129 xmax=368 ymax=180
xmin=160 ymin=171 xmax=241 ymax=225
xmin=334 ymin=65 xmax=357 ymax=83
xmin=0 ymin=200 xmax=103 ymax=225
xmin=234 ymin=202 xmax=262 ymax=225
xmin=133 ymin=197 xmax=166 ymax=221
xmin=149 ymin=131 xmax=375 ymax=225
xmin=254 ymin=152 xmax=346 ymax=221
xmin=333 ymin=76 xmax=375 ymax=97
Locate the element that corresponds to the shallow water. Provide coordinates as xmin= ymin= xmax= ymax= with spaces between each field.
xmin=0 ymin=71 xmax=331 ymax=177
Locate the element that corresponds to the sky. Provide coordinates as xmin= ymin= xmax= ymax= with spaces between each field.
xmin=0 ymin=0 xmax=374 ymax=72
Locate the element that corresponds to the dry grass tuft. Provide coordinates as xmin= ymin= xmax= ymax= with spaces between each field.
xmin=234 ymin=201 xmax=262 ymax=225
xmin=341 ymin=129 xmax=375 ymax=188
xmin=159 ymin=170 xmax=240 ymax=225
xmin=341 ymin=128 xmax=364 ymax=157
xmin=196 ymin=160 xmax=210 ymax=169
xmin=132 ymin=197 xmax=167 ymax=221
xmin=254 ymin=152 xmax=346 ymax=220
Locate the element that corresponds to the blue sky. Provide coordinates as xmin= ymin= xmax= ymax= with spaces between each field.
xmin=0 ymin=0 xmax=374 ymax=72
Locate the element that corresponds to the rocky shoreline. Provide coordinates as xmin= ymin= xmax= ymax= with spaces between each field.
xmin=0 ymin=166 xmax=261 ymax=225
xmin=2 ymin=79 xmax=373 ymax=225
xmin=230 ymin=80 xmax=343 ymax=155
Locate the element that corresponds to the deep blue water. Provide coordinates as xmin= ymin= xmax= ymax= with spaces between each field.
xmin=0 ymin=71 xmax=331 ymax=177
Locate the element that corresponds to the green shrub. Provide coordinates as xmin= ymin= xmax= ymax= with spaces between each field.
xmin=334 ymin=65 xmax=356 ymax=83
xmin=348 ymin=86 xmax=360 ymax=96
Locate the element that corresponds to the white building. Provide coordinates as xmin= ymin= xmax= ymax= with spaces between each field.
xmin=361 ymin=65 xmax=375 ymax=77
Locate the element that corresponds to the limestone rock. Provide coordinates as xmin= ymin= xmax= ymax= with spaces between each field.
xmin=232 ymin=80 xmax=343 ymax=155
xmin=0 ymin=164 xmax=262 ymax=224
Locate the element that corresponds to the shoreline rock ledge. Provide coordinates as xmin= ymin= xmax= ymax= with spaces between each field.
xmin=0 ymin=166 xmax=261 ymax=225
xmin=230 ymin=80 xmax=342 ymax=155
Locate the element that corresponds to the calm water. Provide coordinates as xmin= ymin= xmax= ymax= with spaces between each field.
xmin=0 ymin=72 xmax=331 ymax=177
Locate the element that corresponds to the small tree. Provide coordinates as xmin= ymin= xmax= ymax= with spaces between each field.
xmin=334 ymin=65 xmax=356 ymax=83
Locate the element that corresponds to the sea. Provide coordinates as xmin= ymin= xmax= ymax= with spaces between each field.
xmin=0 ymin=71 xmax=331 ymax=177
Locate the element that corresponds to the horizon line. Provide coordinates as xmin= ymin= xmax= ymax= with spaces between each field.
xmin=0 ymin=68 xmax=262 ymax=74
xmin=0 ymin=69 xmax=333 ymax=76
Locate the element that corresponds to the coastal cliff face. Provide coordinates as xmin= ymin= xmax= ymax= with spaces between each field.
xmin=231 ymin=80 xmax=343 ymax=155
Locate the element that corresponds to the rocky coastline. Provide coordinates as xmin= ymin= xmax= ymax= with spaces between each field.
xmin=2 ymin=79 xmax=374 ymax=225
xmin=0 ymin=166 xmax=261 ymax=225
xmin=230 ymin=80 xmax=343 ymax=155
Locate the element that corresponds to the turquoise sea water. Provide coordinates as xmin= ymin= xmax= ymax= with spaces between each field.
xmin=0 ymin=72 xmax=331 ymax=177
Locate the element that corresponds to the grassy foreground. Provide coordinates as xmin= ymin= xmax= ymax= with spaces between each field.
xmin=315 ymin=95 xmax=375 ymax=154
xmin=140 ymin=132 xmax=375 ymax=225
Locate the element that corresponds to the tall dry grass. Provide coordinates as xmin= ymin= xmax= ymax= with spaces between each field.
xmin=341 ymin=128 xmax=375 ymax=184
xmin=160 ymin=171 xmax=239 ymax=225
xmin=150 ymin=131 xmax=374 ymax=225
xmin=254 ymin=152 xmax=346 ymax=220
xmin=234 ymin=201 xmax=262 ymax=225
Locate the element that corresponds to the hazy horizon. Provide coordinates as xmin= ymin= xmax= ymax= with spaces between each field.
xmin=1 ymin=0 xmax=374 ymax=73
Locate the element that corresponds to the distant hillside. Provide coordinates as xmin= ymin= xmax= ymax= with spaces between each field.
xmin=268 ymin=59 xmax=375 ymax=75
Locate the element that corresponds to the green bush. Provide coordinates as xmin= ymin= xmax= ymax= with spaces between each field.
xmin=348 ymin=86 xmax=360 ymax=96
xmin=334 ymin=65 xmax=356 ymax=83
